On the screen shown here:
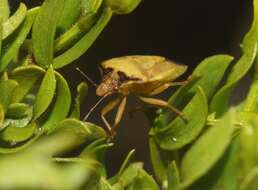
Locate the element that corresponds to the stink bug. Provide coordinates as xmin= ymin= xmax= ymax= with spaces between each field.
xmin=77 ymin=55 xmax=188 ymax=138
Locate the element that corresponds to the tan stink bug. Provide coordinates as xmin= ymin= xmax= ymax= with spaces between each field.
xmin=77 ymin=55 xmax=188 ymax=138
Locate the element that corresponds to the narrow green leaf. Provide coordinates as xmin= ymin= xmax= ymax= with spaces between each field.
xmin=154 ymin=87 xmax=208 ymax=150
xmin=2 ymin=3 xmax=27 ymax=39
xmin=242 ymin=0 xmax=258 ymax=51
xmin=0 ymin=0 xmax=10 ymax=22
xmin=0 ymin=79 xmax=18 ymax=112
xmin=32 ymin=0 xmax=65 ymax=67
xmin=180 ymin=109 xmax=235 ymax=188
xmin=53 ymin=7 xmax=113 ymax=69
xmin=109 ymin=149 xmax=136 ymax=185
xmin=210 ymin=44 xmax=257 ymax=117
xmin=33 ymin=65 xmax=56 ymax=120
xmin=70 ymin=82 xmax=88 ymax=119
xmin=0 ymin=7 xmax=39 ymax=72
xmin=1 ymin=122 xmax=36 ymax=143
xmin=41 ymin=72 xmax=71 ymax=131
xmin=57 ymin=0 xmax=81 ymax=34
xmin=168 ymin=161 xmax=180 ymax=190
xmin=240 ymin=166 xmax=258 ymax=190
xmin=10 ymin=65 xmax=45 ymax=103
xmin=148 ymin=136 xmax=168 ymax=187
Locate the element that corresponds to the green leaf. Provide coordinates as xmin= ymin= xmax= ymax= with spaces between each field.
xmin=0 ymin=131 xmax=42 ymax=154
xmin=0 ymin=133 xmax=91 ymax=189
xmin=239 ymin=113 xmax=258 ymax=175
xmin=0 ymin=122 xmax=36 ymax=143
xmin=53 ymin=7 xmax=113 ymax=68
xmin=180 ymin=109 xmax=235 ymax=188
xmin=32 ymin=0 xmax=64 ymax=67
xmin=148 ymin=136 xmax=169 ymax=188
xmin=190 ymin=55 xmax=233 ymax=100
xmin=126 ymin=169 xmax=159 ymax=190
xmin=70 ymin=82 xmax=88 ymax=119
xmin=242 ymin=0 xmax=258 ymax=51
xmin=80 ymin=138 xmax=112 ymax=162
xmin=0 ymin=79 xmax=18 ymax=112
xmin=49 ymin=119 xmax=106 ymax=142
xmin=0 ymin=0 xmax=10 ymax=22
xmin=40 ymin=72 xmax=71 ymax=131
xmin=0 ymin=104 xmax=4 ymax=127
xmin=109 ymin=149 xmax=136 ymax=184
xmin=240 ymin=166 xmax=258 ymax=190
xmin=6 ymin=103 xmax=30 ymax=118
xmin=210 ymin=43 xmax=257 ymax=117
xmin=57 ymin=0 xmax=81 ymax=34
xmin=10 ymin=65 xmax=45 ymax=103
xmin=167 ymin=161 xmax=180 ymax=190
xmin=54 ymin=12 xmax=98 ymax=52
xmin=81 ymin=0 xmax=103 ymax=15
xmin=0 ymin=7 xmax=39 ymax=72
xmin=112 ymin=162 xmax=143 ymax=189
xmin=154 ymin=87 xmax=208 ymax=150
xmin=33 ymin=65 xmax=56 ymax=120
xmin=100 ymin=177 xmax=113 ymax=190
xmin=2 ymin=3 xmax=27 ymax=39
xmin=188 ymin=138 xmax=239 ymax=190
xmin=105 ymin=0 xmax=142 ymax=14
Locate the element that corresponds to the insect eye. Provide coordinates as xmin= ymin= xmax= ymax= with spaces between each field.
xmin=118 ymin=71 xmax=129 ymax=82
xmin=102 ymin=68 xmax=113 ymax=75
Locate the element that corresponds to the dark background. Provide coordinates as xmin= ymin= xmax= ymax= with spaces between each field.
xmin=12 ymin=0 xmax=252 ymax=175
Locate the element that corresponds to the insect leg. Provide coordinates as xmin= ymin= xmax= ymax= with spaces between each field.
xmin=138 ymin=96 xmax=187 ymax=122
xmin=149 ymin=81 xmax=188 ymax=96
xmin=101 ymin=97 xmax=122 ymax=133
xmin=111 ymin=96 xmax=127 ymax=134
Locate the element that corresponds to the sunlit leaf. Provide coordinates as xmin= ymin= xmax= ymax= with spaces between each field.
xmin=0 ymin=7 xmax=39 ymax=71
xmin=33 ymin=65 xmax=56 ymax=120
xmin=210 ymin=44 xmax=257 ymax=117
xmin=10 ymin=65 xmax=45 ymax=103
xmin=154 ymin=87 xmax=208 ymax=150
xmin=0 ymin=79 xmax=18 ymax=112
xmin=70 ymin=82 xmax=88 ymax=119
xmin=40 ymin=72 xmax=71 ymax=131
xmin=32 ymin=0 xmax=64 ymax=67
xmin=2 ymin=3 xmax=27 ymax=39
xmin=0 ymin=0 xmax=10 ymax=22
xmin=53 ymin=7 xmax=113 ymax=68
xmin=180 ymin=109 xmax=235 ymax=188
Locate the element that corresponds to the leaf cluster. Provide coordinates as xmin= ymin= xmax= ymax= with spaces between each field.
xmin=0 ymin=0 xmax=257 ymax=189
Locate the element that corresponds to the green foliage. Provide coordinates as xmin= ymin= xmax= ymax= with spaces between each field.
xmin=0 ymin=0 xmax=257 ymax=189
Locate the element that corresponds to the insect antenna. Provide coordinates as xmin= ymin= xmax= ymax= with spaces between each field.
xmin=83 ymin=93 xmax=109 ymax=121
xmin=76 ymin=67 xmax=98 ymax=87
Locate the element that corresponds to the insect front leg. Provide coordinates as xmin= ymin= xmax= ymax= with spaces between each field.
xmin=138 ymin=96 xmax=187 ymax=122
xmin=101 ymin=96 xmax=127 ymax=139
